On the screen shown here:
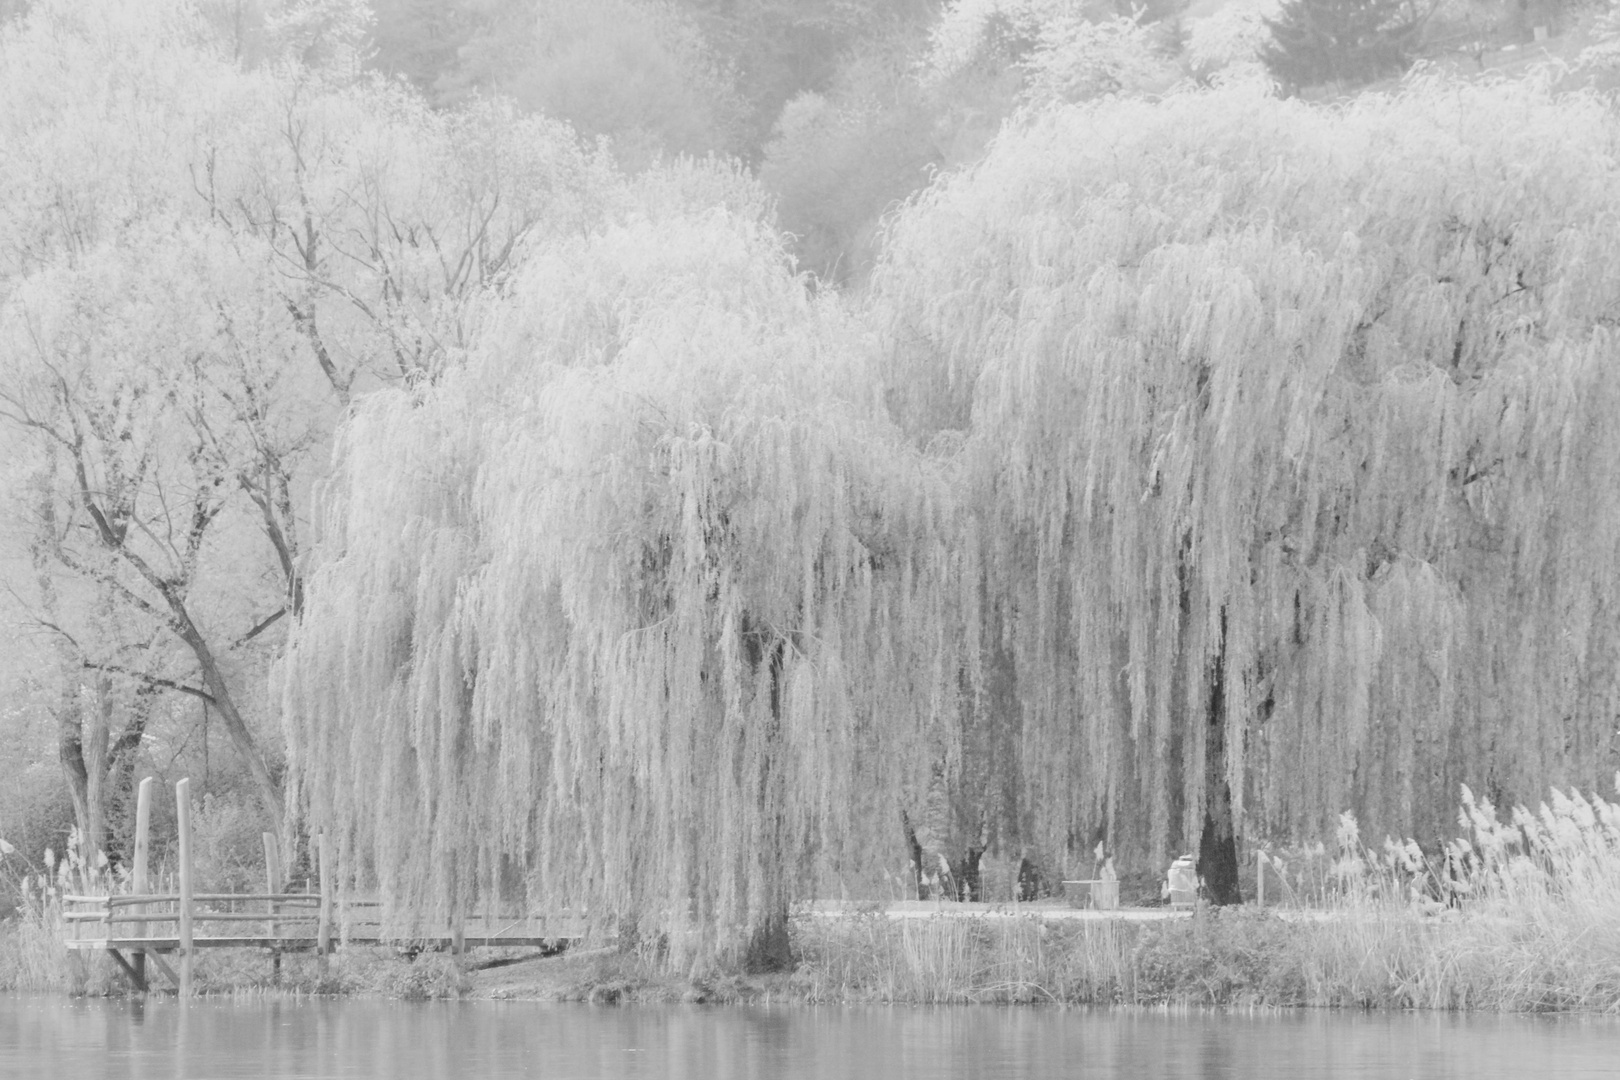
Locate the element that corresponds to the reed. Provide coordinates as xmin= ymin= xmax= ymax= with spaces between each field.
xmin=0 ymin=903 xmax=69 ymax=991
xmin=0 ymin=894 xmax=117 ymax=994
xmin=789 ymin=902 xmax=1620 ymax=1012
xmin=792 ymin=782 xmax=1620 ymax=1012
xmin=0 ymin=835 xmax=118 ymax=994
xmin=793 ymin=913 xmax=1138 ymax=1004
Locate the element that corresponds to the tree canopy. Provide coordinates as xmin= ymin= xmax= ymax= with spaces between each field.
xmin=873 ymin=77 xmax=1620 ymax=880
xmin=281 ymin=185 xmax=954 ymax=966
xmin=0 ymin=0 xmax=611 ymax=863
xmin=282 ymin=73 xmax=1620 ymax=959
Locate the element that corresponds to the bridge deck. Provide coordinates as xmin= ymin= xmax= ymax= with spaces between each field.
xmin=66 ymin=933 xmax=577 ymax=952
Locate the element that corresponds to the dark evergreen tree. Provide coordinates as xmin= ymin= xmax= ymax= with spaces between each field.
xmin=1261 ymin=0 xmax=1424 ymax=92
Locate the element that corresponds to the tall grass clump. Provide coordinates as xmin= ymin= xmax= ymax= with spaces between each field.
xmin=0 ymin=832 xmax=114 ymax=993
xmin=1415 ymin=780 xmax=1620 ymax=1010
xmin=0 ymin=894 xmax=72 ymax=992
xmin=794 ymin=913 xmax=1139 ymax=1004
xmin=1257 ymin=779 xmax=1620 ymax=1011
xmin=792 ymin=781 xmax=1620 ymax=1012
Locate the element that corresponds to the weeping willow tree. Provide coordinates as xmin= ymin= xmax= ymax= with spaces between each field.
xmin=873 ymin=78 xmax=1620 ymax=897
xmin=281 ymin=187 xmax=956 ymax=967
xmin=287 ymin=76 xmax=1620 ymax=953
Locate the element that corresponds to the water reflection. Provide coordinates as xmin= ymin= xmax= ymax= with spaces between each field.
xmin=2 ymin=995 xmax=1617 ymax=1079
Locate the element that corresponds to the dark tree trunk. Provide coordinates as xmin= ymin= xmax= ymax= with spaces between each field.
xmin=1197 ymin=608 xmax=1242 ymax=905
xmin=101 ymin=687 xmax=152 ymax=869
xmin=181 ymin=621 xmax=283 ymax=830
xmin=956 ymin=808 xmax=989 ymax=901
xmin=743 ymin=906 xmax=793 ymax=973
xmin=1016 ymin=854 xmax=1041 ymax=900
xmin=956 ymin=846 xmax=985 ymax=902
xmin=738 ymin=616 xmax=795 ymax=972
xmin=900 ymin=808 xmax=925 ymax=899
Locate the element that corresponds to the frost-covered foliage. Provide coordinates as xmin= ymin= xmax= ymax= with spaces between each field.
xmin=285 ymin=73 xmax=1620 ymax=961
xmin=925 ymin=0 xmax=1172 ymax=105
xmin=0 ymin=0 xmax=613 ymax=848
xmin=924 ymin=0 xmax=1086 ymax=81
xmin=873 ymin=79 xmax=1620 ymax=860
xmin=263 ymin=0 xmax=374 ymax=78
xmin=191 ymin=0 xmax=373 ymax=75
xmin=1019 ymin=13 xmax=1175 ymax=104
xmin=1579 ymin=4 xmax=1620 ymax=71
xmin=282 ymin=189 xmax=953 ymax=967
xmin=1186 ymin=0 xmax=1281 ymax=85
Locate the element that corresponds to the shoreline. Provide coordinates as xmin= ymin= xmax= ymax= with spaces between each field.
xmin=11 ymin=900 xmax=1615 ymax=1013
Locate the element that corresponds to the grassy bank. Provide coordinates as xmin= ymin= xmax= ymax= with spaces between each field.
xmin=8 ymin=784 xmax=1617 ymax=1011
xmin=782 ymin=786 xmax=1620 ymax=1011
xmin=6 ymin=900 xmax=1618 ymax=1011
xmin=789 ymin=901 xmax=1620 ymax=1011
xmin=430 ymin=781 xmax=1620 ymax=1012
xmin=456 ymin=889 xmax=1620 ymax=1011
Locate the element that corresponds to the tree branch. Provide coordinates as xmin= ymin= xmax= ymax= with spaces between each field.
xmin=284 ymin=297 xmax=352 ymax=403
xmin=78 ymin=659 xmax=216 ymax=706
xmin=232 ymin=606 xmax=287 ymax=649
xmin=30 ymin=616 xmax=218 ymax=705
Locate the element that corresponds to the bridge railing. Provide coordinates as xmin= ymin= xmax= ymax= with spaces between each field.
xmin=61 ymin=891 xmax=324 ymax=944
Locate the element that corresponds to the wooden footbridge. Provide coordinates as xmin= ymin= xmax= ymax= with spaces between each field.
xmin=63 ymin=778 xmax=578 ymax=995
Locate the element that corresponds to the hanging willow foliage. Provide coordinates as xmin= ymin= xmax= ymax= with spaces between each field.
xmin=872 ymin=77 xmax=1620 ymax=866
xmin=281 ymin=191 xmax=956 ymax=965
xmin=288 ymin=77 xmax=1620 ymax=958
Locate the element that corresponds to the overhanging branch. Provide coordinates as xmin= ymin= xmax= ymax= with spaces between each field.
xmin=79 ymin=659 xmax=217 ymax=706
xmin=232 ymin=606 xmax=287 ymax=649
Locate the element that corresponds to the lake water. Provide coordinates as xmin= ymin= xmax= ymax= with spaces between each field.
xmin=3 ymin=995 xmax=1617 ymax=1079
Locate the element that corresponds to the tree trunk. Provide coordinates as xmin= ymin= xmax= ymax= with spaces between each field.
xmin=743 ymin=905 xmax=793 ymax=973
xmin=57 ymin=698 xmax=94 ymax=874
xmin=83 ymin=676 xmax=111 ymax=867
xmin=176 ymin=617 xmax=282 ymax=832
xmin=1197 ymin=608 xmax=1242 ymax=905
xmin=900 ymin=809 xmax=924 ymax=899
xmin=742 ymin=620 xmax=794 ymax=972
xmin=65 ymin=431 xmax=284 ymax=840
xmin=102 ymin=687 xmax=152 ymax=869
xmin=956 ymin=808 xmax=989 ymax=902
xmin=56 ymin=677 xmax=153 ymax=876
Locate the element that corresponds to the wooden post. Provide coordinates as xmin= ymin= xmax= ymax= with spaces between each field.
xmin=316 ymin=830 xmax=332 ymax=969
xmin=262 ymin=831 xmax=283 ymax=984
xmin=131 ymin=777 xmax=153 ymax=992
xmin=176 ymin=778 xmax=194 ymax=999
xmin=1256 ymin=849 xmax=1266 ymax=908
